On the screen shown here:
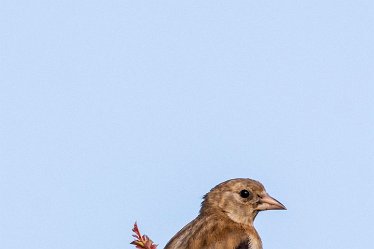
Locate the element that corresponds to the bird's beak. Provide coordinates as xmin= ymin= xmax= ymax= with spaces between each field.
xmin=256 ymin=192 xmax=286 ymax=211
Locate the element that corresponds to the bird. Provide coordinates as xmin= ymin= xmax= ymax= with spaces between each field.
xmin=164 ymin=178 xmax=286 ymax=249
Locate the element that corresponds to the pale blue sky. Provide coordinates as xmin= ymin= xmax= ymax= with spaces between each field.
xmin=1 ymin=1 xmax=373 ymax=249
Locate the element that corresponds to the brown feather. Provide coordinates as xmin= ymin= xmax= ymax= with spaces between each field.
xmin=164 ymin=178 xmax=285 ymax=249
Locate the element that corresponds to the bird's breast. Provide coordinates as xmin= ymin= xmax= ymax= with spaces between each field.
xmin=164 ymin=215 xmax=263 ymax=249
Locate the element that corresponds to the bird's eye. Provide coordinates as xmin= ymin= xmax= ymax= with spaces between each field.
xmin=239 ymin=189 xmax=252 ymax=199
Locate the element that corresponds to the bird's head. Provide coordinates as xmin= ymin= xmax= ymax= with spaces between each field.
xmin=201 ymin=178 xmax=286 ymax=226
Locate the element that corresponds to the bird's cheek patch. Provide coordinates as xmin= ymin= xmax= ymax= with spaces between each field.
xmin=217 ymin=192 xmax=235 ymax=210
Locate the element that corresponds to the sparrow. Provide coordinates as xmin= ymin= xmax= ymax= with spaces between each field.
xmin=164 ymin=178 xmax=286 ymax=249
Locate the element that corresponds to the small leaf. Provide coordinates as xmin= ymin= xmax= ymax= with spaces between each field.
xmin=130 ymin=222 xmax=157 ymax=249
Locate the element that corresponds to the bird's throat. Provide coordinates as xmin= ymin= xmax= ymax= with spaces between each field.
xmin=248 ymin=231 xmax=263 ymax=249
xmin=225 ymin=212 xmax=262 ymax=249
xmin=226 ymin=210 xmax=257 ymax=226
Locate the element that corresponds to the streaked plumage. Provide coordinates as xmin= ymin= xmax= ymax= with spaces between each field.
xmin=164 ymin=178 xmax=286 ymax=249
